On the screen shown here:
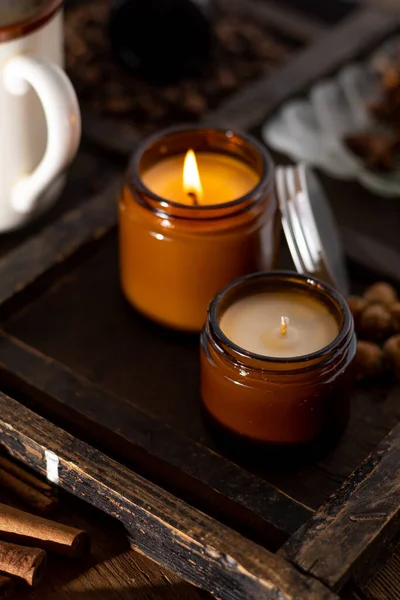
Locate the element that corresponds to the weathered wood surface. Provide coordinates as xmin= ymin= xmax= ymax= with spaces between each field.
xmin=0 ymin=492 xmax=207 ymax=600
xmin=0 ymin=393 xmax=337 ymax=600
xmin=0 ymin=181 xmax=119 ymax=318
xmin=204 ymin=7 xmax=400 ymax=130
xmin=361 ymin=542 xmax=400 ymax=600
xmin=222 ymin=0 xmax=327 ymax=43
xmin=313 ymin=169 xmax=400 ymax=290
xmin=3 ymin=230 xmax=399 ymax=510
xmin=342 ymin=228 xmax=400 ymax=287
xmin=281 ymin=419 xmax=400 ymax=592
xmin=0 ymin=6 xmax=397 ymax=595
xmin=0 ymin=330 xmax=311 ymax=546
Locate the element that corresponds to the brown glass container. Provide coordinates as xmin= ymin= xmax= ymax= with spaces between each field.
xmin=201 ymin=271 xmax=356 ymax=450
xmin=119 ymin=126 xmax=279 ymax=332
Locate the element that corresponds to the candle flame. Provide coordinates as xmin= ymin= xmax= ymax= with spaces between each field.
xmin=183 ymin=149 xmax=203 ymax=205
xmin=280 ymin=316 xmax=289 ymax=336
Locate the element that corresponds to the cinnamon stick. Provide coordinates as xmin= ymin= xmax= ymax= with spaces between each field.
xmin=0 ymin=504 xmax=90 ymax=558
xmin=0 ymin=575 xmax=13 ymax=599
xmin=0 ymin=541 xmax=46 ymax=586
xmin=0 ymin=470 xmax=57 ymax=513
xmin=0 ymin=457 xmax=52 ymax=495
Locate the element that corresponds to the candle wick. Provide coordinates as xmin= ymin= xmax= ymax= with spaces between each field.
xmin=280 ymin=316 xmax=289 ymax=336
xmin=187 ymin=191 xmax=199 ymax=206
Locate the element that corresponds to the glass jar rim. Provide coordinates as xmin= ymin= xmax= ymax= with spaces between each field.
xmin=208 ymin=270 xmax=353 ymax=366
xmin=0 ymin=0 xmax=63 ymax=41
xmin=128 ymin=124 xmax=274 ymax=214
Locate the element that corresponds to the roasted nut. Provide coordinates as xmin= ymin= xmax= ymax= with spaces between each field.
xmin=363 ymin=281 xmax=398 ymax=305
xmin=390 ymin=302 xmax=400 ymax=332
xmin=347 ymin=295 xmax=367 ymax=324
xmin=358 ymin=303 xmax=394 ymax=341
xmin=354 ymin=341 xmax=384 ymax=381
xmin=383 ymin=334 xmax=400 ymax=379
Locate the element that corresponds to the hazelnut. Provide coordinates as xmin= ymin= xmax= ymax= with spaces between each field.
xmin=347 ymin=295 xmax=367 ymax=324
xmin=390 ymin=302 xmax=400 ymax=332
xmin=354 ymin=341 xmax=384 ymax=381
xmin=358 ymin=303 xmax=394 ymax=341
xmin=363 ymin=281 xmax=398 ymax=305
xmin=383 ymin=334 xmax=400 ymax=380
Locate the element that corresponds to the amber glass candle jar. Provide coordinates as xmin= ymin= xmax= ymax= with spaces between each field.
xmin=201 ymin=272 xmax=356 ymax=449
xmin=119 ymin=126 xmax=279 ymax=332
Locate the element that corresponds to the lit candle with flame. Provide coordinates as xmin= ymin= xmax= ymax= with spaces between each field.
xmin=142 ymin=148 xmax=259 ymax=206
xmin=119 ymin=126 xmax=278 ymax=332
xmin=183 ymin=149 xmax=203 ymax=205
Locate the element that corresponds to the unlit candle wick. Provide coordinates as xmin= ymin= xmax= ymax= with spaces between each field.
xmin=280 ymin=316 xmax=289 ymax=336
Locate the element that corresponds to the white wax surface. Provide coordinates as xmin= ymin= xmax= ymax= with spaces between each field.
xmin=220 ymin=291 xmax=339 ymax=358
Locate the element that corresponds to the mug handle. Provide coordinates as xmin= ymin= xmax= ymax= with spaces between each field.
xmin=4 ymin=54 xmax=81 ymax=214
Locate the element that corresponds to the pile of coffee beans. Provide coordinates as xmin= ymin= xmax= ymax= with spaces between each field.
xmin=65 ymin=0 xmax=296 ymax=136
xmin=348 ymin=282 xmax=400 ymax=381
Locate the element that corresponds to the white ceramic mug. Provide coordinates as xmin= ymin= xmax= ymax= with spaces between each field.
xmin=0 ymin=0 xmax=81 ymax=232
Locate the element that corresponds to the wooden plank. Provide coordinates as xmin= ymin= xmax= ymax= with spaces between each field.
xmin=204 ymin=7 xmax=400 ymax=130
xmin=342 ymin=227 xmax=400 ymax=286
xmin=222 ymin=0 xmax=327 ymax=43
xmin=4 ymin=229 xmax=399 ymax=511
xmin=0 ymin=181 xmax=119 ymax=316
xmin=83 ymin=111 xmax=141 ymax=158
xmin=0 ymin=392 xmax=337 ymax=600
xmin=361 ymin=542 xmax=400 ymax=600
xmin=0 ymin=330 xmax=312 ymax=546
xmin=280 ymin=419 xmax=400 ymax=593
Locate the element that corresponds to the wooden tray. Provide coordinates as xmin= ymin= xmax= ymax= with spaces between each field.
xmin=0 ymin=5 xmax=400 ymax=599
xmin=1 ymin=391 xmax=399 ymax=600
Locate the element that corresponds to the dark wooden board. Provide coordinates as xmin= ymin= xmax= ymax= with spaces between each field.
xmin=0 ymin=393 xmax=338 ymax=600
xmin=0 ymin=4 xmax=399 ymax=597
xmin=2 ymin=227 xmax=399 ymax=511
xmin=0 ymin=330 xmax=311 ymax=549
xmin=361 ymin=541 xmax=400 ymax=600
xmin=223 ymin=0 xmax=328 ymax=43
xmin=0 ymin=181 xmax=119 ymax=319
xmin=205 ymin=7 xmax=400 ymax=130
xmin=281 ymin=419 xmax=400 ymax=591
